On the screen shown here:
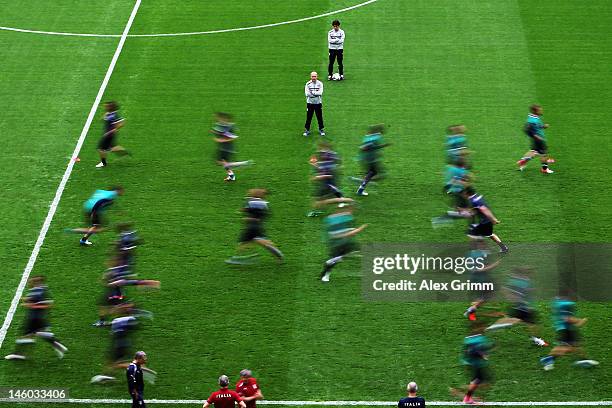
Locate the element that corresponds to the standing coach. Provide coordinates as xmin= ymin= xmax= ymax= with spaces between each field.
xmin=398 ymin=381 xmax=426 ymax=407
xmin=303 ymin=71 xmax=325 ymax=137
xmin=127 ymin=351 xmax=148 ymax=408
xmin=327 ymin=20 xmax=345 ymax=80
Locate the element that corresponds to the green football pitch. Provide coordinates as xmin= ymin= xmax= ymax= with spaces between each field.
xmin=1 ymin=0 xmax=611 ymax=406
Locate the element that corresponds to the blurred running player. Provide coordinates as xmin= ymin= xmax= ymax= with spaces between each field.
xmin=432 ymin=158 xmax=472 ymax=226
xmin=462 ymin=187 xmax=508 ymax=253
xmin=204 ymin=375 xmax=247 ymax=408
xmin=308 ymin=141 xmax=345 ymax=217
xmin=211 ymin=112 xmax=253 ymax=182
xmin=93 ymin=260 xmax=131 ymax=327
xmin=4 ymin=276 xmax=68 ymax=361
xmin=462 ymin=240 xmax=503 ymax=320
xmin=485 ymin=267 xmax=548 ymax=346
xmin=97 ymin=101 xmax=129 ymax=168
xmin=67 ymin=186 xmax=124 ymax=246
xmin=236 ymin=369 xmax=263 ymax=408
xmin=92 ymin=257 xmax=159 ymax=327
xmin=446 ymin=125 xmax=470 ymax=165
xmin=432 ymin=126 xmax=471 ymax=227
xmin=356 ymin=124 xmax=390 ymax=196
xmin=93 ymin=224 xmax=156 ymax=326
xmin=226 ymin=189 xmax=284 ymax=265
xmin=516 ymin=104 xmax=555 ymax=173
xmin=444 ymin=158 xmax=472 ymax=216
xmin=320 ymin=203 xmax=367 ymax=282
xmin=91 ymin=305 xmax=138 ymax=383
xmin=91 ymin=304 xmax=157 ymax=384
xmin=455 ymin=323 xmax=494 ymax=404
xmin=539 ymin=294 xmax=599 ymax=370
xmin=115 ymin=222 xmax=141 ymax=267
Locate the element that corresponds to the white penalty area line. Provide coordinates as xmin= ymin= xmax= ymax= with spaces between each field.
xmin=0 ymin=399 xmax=611 ymax=406
xmin=0 ymin=0 xmax=378 ymax=38
xmin=0 ymin=0 xmax=142 ymax=350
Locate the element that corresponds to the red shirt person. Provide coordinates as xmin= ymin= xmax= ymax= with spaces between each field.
xmin=203 ymin=375 xmax=246 ymax=408
xmin=236 ymin=369 xmax=264 ymax=408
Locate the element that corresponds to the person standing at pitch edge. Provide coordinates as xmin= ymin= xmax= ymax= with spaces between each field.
xmin=303 ymin=71 xmax=325 ymax=137
xmin=203 ymin=375 xmax=246 ymax=408
xmin=398 ymin=382 xmax=426 ymax=407
xmin=127 ymin=351 xmax=148 ymax=408
xmin=327 ymin=20 xmax=345 ymax=80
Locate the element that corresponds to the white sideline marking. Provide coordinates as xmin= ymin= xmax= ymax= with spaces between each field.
xmin=0 ymin=0 xmax=142 ymax=350
xmin=0 ymin=399 xmax=611 ymax=406
xmin=0 ymin=0 xmax=378 ymax=38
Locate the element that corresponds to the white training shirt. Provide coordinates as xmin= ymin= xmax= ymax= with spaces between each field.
xmin=305 ymin=80 xmax=324 ymax=104
xmin=328 ymin=28 xmax=345 ymax=50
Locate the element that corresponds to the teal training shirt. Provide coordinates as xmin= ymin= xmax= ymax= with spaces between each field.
xmin=552 ymin=298 xmax=575 ymax=331
xmin=446 ymin=134 xmax=467 ymax=151
xmin=84 ymin=190 xmax=118 ymax=212
xmin=326 ymin=212 xmax=355 ymax=248
xmin=360 ymin=133 xmax=383 ymax=164
xmin=446 ymin=134 xmax=467 ymax=163
xmin=525 ymin=114 xmax=545 ymax=140
xmin=462 ymin=334 xmax=492 ymax=368
xmin=507 ymin=275 xmax=534 ymax=311
xmin=444 ymin=165 xmax=468 ymax=193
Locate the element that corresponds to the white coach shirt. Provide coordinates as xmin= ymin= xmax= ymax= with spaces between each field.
xmin=305 ymin=80 xmax=324 ymax=104
xmin=328 ymin=28 xmax=345 ymax=50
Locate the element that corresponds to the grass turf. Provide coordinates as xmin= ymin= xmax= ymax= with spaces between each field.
xmin=1 ymin=0 xmax=611 ymax=406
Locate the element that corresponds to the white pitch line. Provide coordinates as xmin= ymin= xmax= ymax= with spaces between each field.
xmin=0 ymin=0 xmax=378 ymax=38
xmin=0 ymin=399 xmax=611 ymax=406
xmin=0 ymin=0 xmax=142 ymax=350
xmin=0 ymin=26 xmax=118 ymax=37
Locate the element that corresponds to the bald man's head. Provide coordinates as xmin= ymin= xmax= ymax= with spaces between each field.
xmin=407 ymin=381 xmax=418 ymax=394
